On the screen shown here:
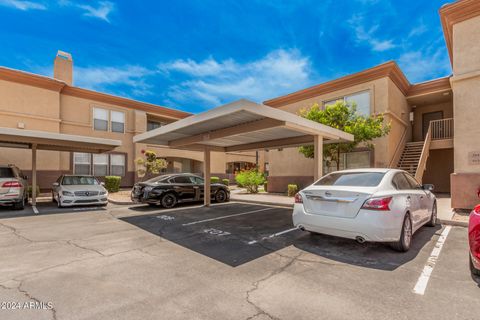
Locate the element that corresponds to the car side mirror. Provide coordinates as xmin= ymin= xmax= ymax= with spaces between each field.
xmin=100 ymin=182 xmax=105 ymax=186
xmin=52 ymin=182 xmax=59 ymax=187
xmin=422 ymin=184 xmax=434 ymax=192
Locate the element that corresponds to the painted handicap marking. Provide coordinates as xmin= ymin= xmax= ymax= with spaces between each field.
xmin=203 ymin=228 xmax=231 ymax=237
xmin=156 ymin=215 xmax=175 ymax=221
xmin=247 ymin=227 xmax=299 ymax=245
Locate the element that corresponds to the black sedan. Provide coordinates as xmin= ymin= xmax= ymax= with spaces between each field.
xmin=131 ymin=173 xmax=230 ymax=208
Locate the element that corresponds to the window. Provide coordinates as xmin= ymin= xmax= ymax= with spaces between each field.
xmin=323 ymin=91 xmax=371 ymax=116
xmin=111 ymin=111 xmax=125 ymax=133
xmin=93 ymin=154 xmax=109 ymax=176
xmin=324 ymin=150 xmax=371 ymax=174
xmin=62 ymin=176 xmax=99 ymax=185
xmin=345 ymin=91 xmax=370 ymax=116
xmin=315 ymin=172 xmax=385 ymax=187
xmin=404 ymin=173 xmax=421 ymax=189
xmin=110 ymin=154 xmax=125 ymax=176
xmin=392 ymin=173 xmax=411 ymax=190
xmin=172 ymin=176 xmax=192 ymax=184
xmin=147 ymin=121 xmax=163 ymax=131
xmin=93 ymin=108 xmax=108 ymax=131
xmin=189 ymin=176 xmax=204 ymax=184
xmin=74 ymin=153 xmax=91 ymax=175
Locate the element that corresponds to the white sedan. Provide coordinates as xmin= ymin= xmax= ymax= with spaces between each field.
xmin=52 ymin=175 xmax=108 ymax=208
xmin=293 ymin=169 xmax=437 ymax=251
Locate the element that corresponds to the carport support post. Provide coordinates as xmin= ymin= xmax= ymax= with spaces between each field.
xmin=204 ymin=146 xmax=211 ymax=207
xmin=314 ymin=135 xmax=323 ymax=181
xmin=31 ymin=143 xmax=37 ymax=207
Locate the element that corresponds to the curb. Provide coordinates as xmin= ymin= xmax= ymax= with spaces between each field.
xmin=108 ymin=198 xmax=134 ymax=205
xmin=438 ymin=218 xmax=468 ymax=227
xmin=230 ymin=198 xmax=293 ymax=208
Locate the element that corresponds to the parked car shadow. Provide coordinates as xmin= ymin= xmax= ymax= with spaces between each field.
xmin=127 ymin=202 xmax=205 ymax=212
xmin=293 ymin=224 xmax=442 ymax=271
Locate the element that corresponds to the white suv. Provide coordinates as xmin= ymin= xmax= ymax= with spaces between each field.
xmin=0 ymin=165 xmax=28 ymax=210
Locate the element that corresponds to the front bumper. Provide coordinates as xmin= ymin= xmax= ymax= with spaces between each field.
xmin=292 ymin=203 xmax=404 ymax=242
xmin=59 ymin=195 xmax=108 ymax=207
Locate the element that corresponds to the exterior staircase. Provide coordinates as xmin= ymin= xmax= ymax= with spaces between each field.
xmin=396 ymin=141 xmax=425 ymax=177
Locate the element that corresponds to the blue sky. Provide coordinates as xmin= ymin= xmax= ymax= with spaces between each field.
xmin=0 ymin=0 xmax=452 ymax=113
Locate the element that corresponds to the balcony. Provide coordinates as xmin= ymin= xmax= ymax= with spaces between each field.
xmin=430 ymin=118 xmax=453 ymax=149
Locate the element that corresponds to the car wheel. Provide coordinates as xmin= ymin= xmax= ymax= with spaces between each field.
xmin=13 ymin=198 xmax=25 ymax=210
xmin=215 ymin=190 xmax=228 ymax=203
xmin=390 ymin=213 xmax=412 ymax=252
xmin=161 ymin=193 xmax=177 ymax=209
xmin=427 ymin=201 xmax=437 ymax=227
xmin=470 ymin=254 xmax=480 ymax=276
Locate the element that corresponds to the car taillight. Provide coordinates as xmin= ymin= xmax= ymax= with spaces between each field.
xmin=362 ymin=197 xmax=392 ymax=211
xmin=473 ymin=204 xmax=480 ymax=215
xmin=294 ymin=193 xmax=303 ymax=204
xmin=2 ymin=181 xmax=21 ymax=188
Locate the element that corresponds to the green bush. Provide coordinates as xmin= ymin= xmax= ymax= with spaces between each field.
xmin=211 ymin=176 xmax=220 ymax=184
xmin=235 ymin=169 xmax=266 ymax=194
xmin=263 ymin=181 xmax=268 ymax=193
xmin=221 ymin=178 xmax=230 ymax=186
xmin=287 ymin=184 xmax=298 ymax=197
xmin=27 ymin=185 xmax=40 ymax=197
xmin=104 ymin=176 xmax=121 ymax=193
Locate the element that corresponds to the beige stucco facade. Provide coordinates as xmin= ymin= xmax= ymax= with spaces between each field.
xmin=0 ymin=54 xmax=263 ymax=189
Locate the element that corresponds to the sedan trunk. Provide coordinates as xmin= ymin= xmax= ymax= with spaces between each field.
xmin=301 ymin=186 xmax=376 ymax=219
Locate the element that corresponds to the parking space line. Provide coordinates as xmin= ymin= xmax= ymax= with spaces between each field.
xmin=413 ymin=225 xmax=452 ymax=295
xmin=247 ymin=227 xmax=299 ymax=245
xmin=32 ymin=206 xmax=39 ymax=214
xmin=181 ymin=207 xmax=277 ymax=226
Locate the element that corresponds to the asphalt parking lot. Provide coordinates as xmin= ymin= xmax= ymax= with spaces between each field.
xmin=0 ymin=202 xmax=479 ymax=320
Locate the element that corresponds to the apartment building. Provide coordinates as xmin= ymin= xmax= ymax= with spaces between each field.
xmin=264 ymin=0 xmax=480 ymax=209
xmin=0 ymin=52 xmax=263 ymax=190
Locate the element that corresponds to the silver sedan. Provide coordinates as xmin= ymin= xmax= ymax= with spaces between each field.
xmin=52 ymin=175 xmax=108 ymax=208
xmin=293 ymin=168 xmax=437 ymax=252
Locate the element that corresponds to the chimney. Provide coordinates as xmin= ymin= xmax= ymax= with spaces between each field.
xmin=53 ymin=50 xmax=73 ymax=85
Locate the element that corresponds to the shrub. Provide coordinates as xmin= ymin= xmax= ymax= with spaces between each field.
xmin=287 ymin=184 xmax=298 ymax=197
xmin=211 ymin=176 xmax=220 ymax=184
xmin=27 ymin=185 xmax=40 ymax=197
xmin=235 ymin=169 xmax=265 ymax=194
xmin=263 ymin=181 xmax=268 ymax=193
xmin=221 ymin=178 xmax=230 ymax=186
xmin=104 ymin=176 xmax=121 ymax=193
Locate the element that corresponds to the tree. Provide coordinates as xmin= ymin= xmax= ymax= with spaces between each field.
xmin=135 ymin=150 xmax=167 ymax=181
xmin=298 ymin=101 xmax=391 ymax=170
xmin=235 ymin=169 xmax=266 ymax=193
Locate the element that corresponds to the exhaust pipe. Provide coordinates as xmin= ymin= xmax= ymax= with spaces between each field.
xmin=355 ymin=236 xmax=366 ymax=244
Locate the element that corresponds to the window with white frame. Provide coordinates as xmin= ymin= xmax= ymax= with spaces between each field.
xmin=111 ymin=111 xmax=125 ymax=133
xmin=74 ymin=153 xmax=91 ymax=175
xmin=93 ymin=154 xmax=109 ymax=176
xmin=93 ymin=108 xmax=109 ymax=131
xmin=110 ymin=154 xmax=125 ymax=176
xmin=323 ymin=91 xmax=371 ymax=116
xmin=73 ymin=153 xmax=126 ymax=177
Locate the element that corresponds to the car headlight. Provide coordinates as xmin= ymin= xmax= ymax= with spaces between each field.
xmin=143 ymin=186 xmax=153 ymax=192
xmin=62 ymin=190 xmax=74 ymax=196
xmin=99 ymin=191 xmax=107 ymax=195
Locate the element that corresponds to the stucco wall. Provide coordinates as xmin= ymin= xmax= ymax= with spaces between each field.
xmin=450 ymin=15 xmax=480 ymax=208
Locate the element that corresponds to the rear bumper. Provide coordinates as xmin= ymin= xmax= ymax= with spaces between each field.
xmin=471 ymin=251 xmax=480 ymax=271
xmin=0 ymin=194 xmax=22 ymax=206
xmin=292 ymin=203 xmax=404 ymax=242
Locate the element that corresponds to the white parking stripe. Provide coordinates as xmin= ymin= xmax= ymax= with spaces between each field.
xmin=413 ymin=225 xmax=452 ymax=295
xmin=181 ymin=207 xmax=276 ymax=226
xmin=32 ymin=206 xmax=39 ymax=214
xmin=248 ymin=227 xmax=299 ymax=245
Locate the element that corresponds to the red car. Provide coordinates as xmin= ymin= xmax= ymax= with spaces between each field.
xmin=469 ymin=204 xmax=480 ymax=276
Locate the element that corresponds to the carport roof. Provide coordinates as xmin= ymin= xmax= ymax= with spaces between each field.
xmin=133 ymin=99 xmax=353 ymax=152
xmin=0 ymin=127 xmax=121 ymax=153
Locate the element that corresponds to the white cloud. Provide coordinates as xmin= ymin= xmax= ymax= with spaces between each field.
xmin=77 ymin=1 xmax=114 ymax=22
xmin=74 ymin=65 xmax=154 ymax=96
xmin=408 ymin=22 xmax=428 ymax=38
xmin=398 ymin=47 xmax=451 ymax=83
xmin=160 ymin=49 xmax=312 ymax=107
xmin=349 ymin=15 xmax=396 ymax=52
xmin=0 ymin=0 xmax=46 ymax=10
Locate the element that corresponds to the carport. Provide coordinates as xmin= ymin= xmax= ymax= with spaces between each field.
xmin=133 ymin=99 xmax=353 ymax=206
xmin=0 ymin=127 xmax=121 ymax=210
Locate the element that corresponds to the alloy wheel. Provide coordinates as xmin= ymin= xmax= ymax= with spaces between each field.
xmin=403 ymin=217 xmax=412 ymax=248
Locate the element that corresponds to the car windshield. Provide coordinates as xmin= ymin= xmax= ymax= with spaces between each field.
xmin=0 ymin=167 xmax=14 ymax=178
xmin=145 ymin=175 xmax=171 ymax=184
xmin=315 ymin=172 xmax=385 ymax=187
xmin=62 ymin=176 xmax=99 ymax=185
